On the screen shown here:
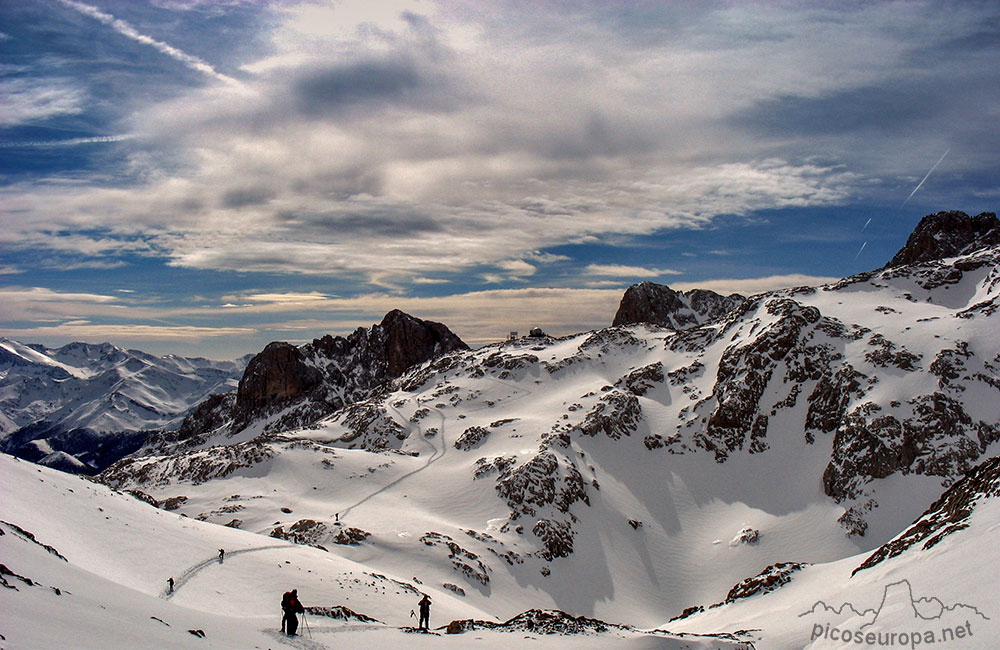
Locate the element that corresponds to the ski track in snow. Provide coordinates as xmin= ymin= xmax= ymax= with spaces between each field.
xmin=262 ymin=628 xmax=329 ymax=648
xmin=338 ymin=404 xmax=446 ymax=519
xmin=163 ymin=544 xmax=291 ymax=598
xmin=337 ymin=374 xmax=533 ymax=521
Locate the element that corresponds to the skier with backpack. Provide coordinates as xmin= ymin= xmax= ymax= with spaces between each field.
xmin=281 ymin=589 xmax=305 ymax=636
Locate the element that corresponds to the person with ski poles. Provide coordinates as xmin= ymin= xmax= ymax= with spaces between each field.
xmin=281 ymin=589 xmax=305 ymax=636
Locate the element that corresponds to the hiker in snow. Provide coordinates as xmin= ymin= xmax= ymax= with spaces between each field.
xmin=417 ymin=594 xmax=432 ymax=631
xmin=218 ymin=548 xmax=225 ymax=563
xmin=281 ymin=591 xmax=291 ymax=633
xmin=167 ymin=577 xmax=174 ymax=593
xmin=282 ymin=589 xmax=305 ymax=636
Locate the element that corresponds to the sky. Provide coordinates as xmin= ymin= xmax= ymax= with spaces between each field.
xmin=1 ymin=0 xmax=998 ymax=359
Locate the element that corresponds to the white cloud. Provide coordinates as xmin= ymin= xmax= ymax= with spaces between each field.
xmin=0 ymin=286 xmax=122 ymax=321
xmin=584 ymin=264 xmax=681 ymax=278
xmin=497 ymin=259 xmax=536 ymax=277
xmin=670 ymin=274 xmax=841 ymax=296
xmin=242 ymin=291 xmax=333 ymax=304
xmin=0 ymin=322 xmax=254 ymax=343
xmin=0 ymin=78 xmax=86 ymax=126
xmin=6 ymin=1 xmax=997 ymax=296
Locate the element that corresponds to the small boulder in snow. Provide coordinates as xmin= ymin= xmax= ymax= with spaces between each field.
xmin=729 ymin=526 xmax=760 ymax=546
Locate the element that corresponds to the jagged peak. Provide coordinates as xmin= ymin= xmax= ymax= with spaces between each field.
xmin=886 ymin=210 xmax=999 ymax=269
xmin=612 ymin=281 xmax=744 ymax=329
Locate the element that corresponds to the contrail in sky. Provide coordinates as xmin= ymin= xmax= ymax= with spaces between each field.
xmin=854 ymin=241 xmax=867 ymax=260
xmin=57 ymin=0 xmax=242 ymax=87
xmin=861 ymin=217 xmax=872 ymax=231
xmin=0 ymin=135 xmax=133 ymax=148
xmin=902 ymin=148 xmax=950 ymax=206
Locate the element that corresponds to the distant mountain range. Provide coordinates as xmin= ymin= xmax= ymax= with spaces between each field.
xmin=0 ymin=340 xmax=249 ymax=473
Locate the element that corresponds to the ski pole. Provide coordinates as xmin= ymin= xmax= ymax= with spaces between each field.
xmin=302 ymin=610 xmax=312 ymax=638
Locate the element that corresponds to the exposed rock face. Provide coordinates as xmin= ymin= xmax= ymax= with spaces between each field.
xmin=723 ymin=562 xmax=807 ymax=602
xmin=236 ymin=343 xmax=322 ymax=417
xmin=448 ymin=609 xmax=623 ymax=634
xmin=671 ymin=561 xmax=809 ymax=620
xmin=183 ymin=310 xmax=467 ymax=442
xmin=420 ymin=532 xmax=491 ymax=585
xmin=886 ymin=210 xmax=999 ymax=268
xmin=379 ymin=309 xmax=469 ymax=377
xmin=269 ymin=519 xmax=330 ymax=545
xmin=853 ymin=455 xmax=1000 ymax=574
xmin=612 ymin=282 xmax=744 ymax=329
xmin=305 ymin=606 xmax=380 ymax=623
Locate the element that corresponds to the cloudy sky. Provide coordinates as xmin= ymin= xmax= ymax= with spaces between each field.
xmin=2 ymin=0 xmax=998 ymax=358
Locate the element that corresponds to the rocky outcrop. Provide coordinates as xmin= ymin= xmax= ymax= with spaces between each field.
xmin=378 ymin=309 xmax=469 ymax=377
xmin=495 ymin=451 xmax=590 ymax=518
xmin=823 ymin=393 xmax=999 ymax=502
xmin=613 ymin=282 xmax=743 ymax=329
xmin=269 ymin=519 xmax=331 ymax=545
xmin=723 ymin=562 xmax=807 ymax=602
xmin=853 ymin=455 xmax=1000 ymax=574
xmin=305 ymin=605 xmax=380 ymax=623
xmin=183 ymin=310 xmax=467 ymax=442
xmin=235 ymin=343 xmax=322 ymax=419
xmin=420 ymin=532 xmax=491 ymax=585
xmin=885 ymin=210 xmax=999 ymax=268
xmin=671 ymin=561 xmax=809 ymax=621
xmin=444 ymin=609 xmax=623 ymax=634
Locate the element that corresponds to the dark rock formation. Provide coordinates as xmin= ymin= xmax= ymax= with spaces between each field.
xmin=495 ymin=451 xmax=590 ymax=518
xmin=420 ymin=532 xmax=491 ymax=585
xmin=332 ymin=526 xmax=371 ymax=546
xmin=724 ymin=562 xmax=806 ymax=602
xmin=305 ymin=605 xmax=380 ymax=623
xmin=236 ymin=342 xmax=322 ymax=417
xmin=612 ymin=282 xmax=744 ymax=329
xmin=444 ymin=609 xmax=623 ymax=634
xmin=853 ymin=455 xmax=1000 ymax=574
xmin=886 ymin=211 xmax=999 ymax=268
xmin=185 ymin=310 xmax=467 ymax=441
xmin=269 ymin=519 xmax=331 ymax=545
xmin=573 ymin=390 xmax=641 ymax=440
xmin=378 ymin=309 xmax=469 ymax=377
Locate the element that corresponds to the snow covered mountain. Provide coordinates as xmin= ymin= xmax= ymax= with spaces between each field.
xmin=139 ymin=309 xmax=469 ymax=457
xmin=3 ymin=210 xmax=998 ymax=648
xmin=0 ymin=339 xmax=248 ymax=474
xmin=93 ymin=212 xmax=999 ymax=644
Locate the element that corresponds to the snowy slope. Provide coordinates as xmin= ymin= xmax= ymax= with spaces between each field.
xmin=0 ymin=453 xmax=751 ymax=649
xmin=666 ymin=456 xmax=1000 ymax=648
